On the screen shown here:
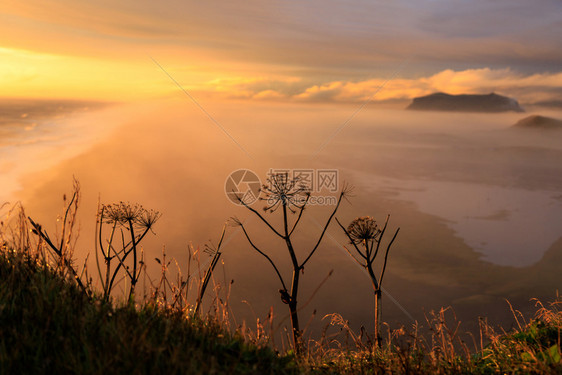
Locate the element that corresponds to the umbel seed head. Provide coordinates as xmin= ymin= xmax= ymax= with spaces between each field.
xmin=101 ymin=202 xmax=161 ymax=230
xmin=347 ymin=216 xmax=381 ymax=245
xmin=261 ymin=172 xmax=310 ymax=213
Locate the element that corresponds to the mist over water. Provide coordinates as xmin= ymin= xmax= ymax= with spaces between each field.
xmin=3 ymin=97 xmax=562 ymax=335
xmin=0 ymin=99 xmax=137 ymax=202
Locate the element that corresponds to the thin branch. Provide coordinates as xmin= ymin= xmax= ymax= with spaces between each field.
xmin=216 ymin=223 xmax=227 ymax=249
xmin=97 ymin=206 xmax=106 ymax=258
xmin=283 ymin=203 xmax=299 ymax=268
xmin=109 ymin=244 xmax=136 ymax=282
xmin=300 ymin=191 xmax=345 ymax=268
xmin=105 ymin=224 xmax=118 ymax=259
xmin=95 ymin=205 xmax=105 ymax=289
xmin=128 ymin=219 xmax=138 ymax=296
xmin=28 ymin=217 xmax=87 ymax=293
xmin=238 ymin=222 xmax=287 ymax=291
xmin=378 ymin=227 xmax=399 ymax=287
xmin=195 ymin=224 xmax=227 ymax=314
xmin=335 ymin=218 xmax=367 ymax=261
xmin=371 ymin=215 xmax=389 ymax=264
xmin=195 ymin=250 xmax=222 ymax=314
xmin=29 ymin=218 xmax=58 ymax=255
xmin=342 ymin=245 xmax=366 ymax=268
xmin=236 ymin=193 xmax=284 ymax=238
xmin=289 ymin=195 xmax=310 ymax=236
xmin=107 ymin=226 xmax=151 ymax=294
xmin=59 ymin=190 xmax=77 ymax=252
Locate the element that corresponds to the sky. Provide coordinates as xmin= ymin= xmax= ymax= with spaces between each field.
xmin=1 ymin=0 xmax=561 ymax=103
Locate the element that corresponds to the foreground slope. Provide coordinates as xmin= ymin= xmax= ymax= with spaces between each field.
xmin=0 ymin=250 xmax=296 ymax=375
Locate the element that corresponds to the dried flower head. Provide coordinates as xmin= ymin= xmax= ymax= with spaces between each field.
xmin=346 ymin=216 xmax=381 ymax=245
xmin=102 ymin=202 xmax=129 ymax=224
xmin=136 ymin=209 xmax=161 ymax=230
xmin=101 ymin=202 xmax=161 ymax=230
xmin=203 ymin=242 xmax=218 ymax=256
xmin=260 ymin=172 xmax=311 ymax=213
xmin=228 ymin=216 xmax=243 ymax=227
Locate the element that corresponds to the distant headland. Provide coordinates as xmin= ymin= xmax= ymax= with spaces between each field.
xmin=407 ymin=92 xmax=524 ymax=113
xmin=511 ymin=115 xmax=562 ymax=130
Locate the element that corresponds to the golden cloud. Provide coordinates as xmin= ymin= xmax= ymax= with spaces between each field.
xmin=212 ymin=68 xmax=562 ymax=105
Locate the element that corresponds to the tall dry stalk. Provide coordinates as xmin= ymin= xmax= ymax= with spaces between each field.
xmin=28 ymin=179 xmax=87 ymax=294
xmin=231 ymin=172 xmax=349 ymax=354
xmin=95 ymin=201 xmax=161 ymax=301
xmin=195 ymin=224 xmax=227 ymax=314
xmin=336 ymin=215 xmax=399 ymax=348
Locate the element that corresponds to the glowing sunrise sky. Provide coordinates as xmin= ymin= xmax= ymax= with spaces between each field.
xmin=1 ymin=0 xmax=561 ymax=102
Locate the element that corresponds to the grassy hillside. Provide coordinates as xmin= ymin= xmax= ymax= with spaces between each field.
xmin=1 ymin=193 xmax=560 ymax=374
xmin=0 ymin=249 xmax=297 ymax=374
xmin=1 ymin=246 xmax=561 ymax=374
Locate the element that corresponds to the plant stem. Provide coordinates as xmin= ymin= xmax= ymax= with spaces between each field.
xmin=374 ymin=288 xmax=382 ymax=348
xmin=289 ymin=268 xmax=302 ymax=354
xmin=128 ymin=219 xmax=138 ymax=300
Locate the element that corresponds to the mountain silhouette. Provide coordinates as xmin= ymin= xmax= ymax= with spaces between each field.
xmin=407 ymin=92 xmax=524 ymax=113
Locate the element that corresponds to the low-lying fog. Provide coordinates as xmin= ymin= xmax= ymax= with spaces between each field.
xmin=2 ymin=97 xmax=562 ymax=339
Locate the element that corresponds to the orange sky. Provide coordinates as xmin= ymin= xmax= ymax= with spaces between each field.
xmin=1 ymin=1 xmax=561 ymax=103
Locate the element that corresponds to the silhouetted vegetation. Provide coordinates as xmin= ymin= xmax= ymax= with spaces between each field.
xmin=231 ymin=172 xmax=349 ymax=354
xmin=0 ymin=248 xmax=297 ymax=374
xmin=336 ymin=215 xmax=400 ymax=348
xmin=95 ymin=200 xmax=161 ymax=300
xmin=195 ymin=225 xmax=227 ymax=315
xmin=1 ymin=183 xmax=560 ymax=374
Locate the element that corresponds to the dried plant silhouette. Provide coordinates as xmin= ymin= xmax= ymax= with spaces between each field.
xmin=95 ymin=201 xmax=161 ymax=301
xmin=231 ymin=172 xmax=350 ymax=354
xmin=28 ymin=179 xmax=87 ymax=294
xmin=4 ymin=181 xmax=562 ymax=373
xmin=336 ymin=215 xmax=400 ymax=348
xmin=195 ymin=224 xmax=227 ymax=314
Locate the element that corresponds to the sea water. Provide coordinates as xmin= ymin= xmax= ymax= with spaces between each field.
xmin=3 ymin=98 xmax=562 ymax=271
xmin=0 ymin=99 xmax=157 ymax=207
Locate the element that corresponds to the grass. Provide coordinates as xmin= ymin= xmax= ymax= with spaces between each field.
xmin=2 ymin=242 xmax=561 ymax=374
xmin=0 ymin=249 xmax=298 ymax=374
xmin=1 ymin=200 xmax=560 ymax=374
xmin=302 ymin=303 xmax=561 ymax=374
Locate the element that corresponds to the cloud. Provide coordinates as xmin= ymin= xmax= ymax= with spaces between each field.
xmin=295 ymin=82 xmax=346 ymax=102
xmin=2 ymin=0 xmax=561 ymax=75
xmin=211 ymin=68 xmax=562 ymax=105
xmin=252 ymin=90 xmax=287 ymax=100
xmin=418 ymin=0 xmax=562 ymax=39
xmin=2 ymin=1 xmax=561 ymax=101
